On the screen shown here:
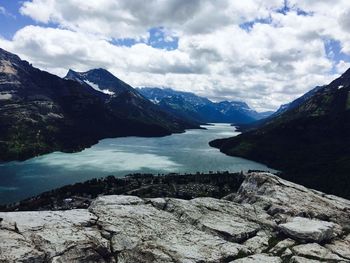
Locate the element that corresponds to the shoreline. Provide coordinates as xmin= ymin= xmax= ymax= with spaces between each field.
xmin=0 ymin=170 xmax=274 ymax=211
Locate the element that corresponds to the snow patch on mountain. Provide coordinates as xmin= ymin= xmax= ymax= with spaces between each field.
xmin=84 ymin=80 xmax=115 ymax=95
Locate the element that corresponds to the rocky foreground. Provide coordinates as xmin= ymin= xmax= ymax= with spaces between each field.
xmin=1 ymin=172 xmax=350 ymax=262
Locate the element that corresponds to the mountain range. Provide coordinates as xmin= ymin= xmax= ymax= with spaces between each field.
xmin=137 ymin=87 xmax=273 ymax=124
xmin=64 ymin=69 xmax=198 ymax=130
xmin=0 ymin=48 xmax=197 ymax=161
xmin=210 ymin=68 xmax=350 ymax=199
xmin=0 ymin=47 xmax=272 ymax=161
xmin=5 ymin=46 xmax=350 ymax=200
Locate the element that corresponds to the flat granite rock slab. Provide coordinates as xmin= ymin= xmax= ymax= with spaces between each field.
xmin=235 ymin=172 xmax=350 ymax=226
xmin=0 ymin=209 xmax=110 ymax=262
xmin=155 ymin=197 xmax=272 ymax=243
xmin=291 ymin=243 xmax=346 ymax=262
xmin=89 ymin=195 xmax=250 ymax=262
xmin=0 ymin=229 xmax=46 ymax=262
xmin=229 ymin=253 xmax=282 ymax=263
xmin=290 ymin=256 xmax=322 ymax=263
xmin=325 ymin=234 xmax=350 ymax=260
xmin=278 ymin=216 xmax=341 ymax=242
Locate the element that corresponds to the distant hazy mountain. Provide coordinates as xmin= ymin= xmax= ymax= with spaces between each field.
xmin=210 ymin=68 xmax=350 ymax=199
xmin=137 ymin=87 xmax=272 ymax=124
xmin=0 ymin=48 xmax=197 ymax=161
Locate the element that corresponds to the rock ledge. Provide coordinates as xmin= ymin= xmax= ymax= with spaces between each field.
xmin=1 ymin=172 xmax=350 ymax=262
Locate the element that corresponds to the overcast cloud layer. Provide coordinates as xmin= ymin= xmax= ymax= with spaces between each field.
xmin=1 ymin=0 xmax=350 ymax=111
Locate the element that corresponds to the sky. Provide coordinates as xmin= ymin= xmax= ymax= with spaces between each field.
xmin=1 ymin=1 xmax=350 ymax=111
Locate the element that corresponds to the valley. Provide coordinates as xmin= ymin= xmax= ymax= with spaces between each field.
xmin=2 ymin=2 xmax=350 ymax=262
xmin=2 ymin=46 xmax=350 ymax=202
xmin=210 ymin=68 xmax=350 ymax=199
xmin=0 ymin=123 xmax=274 ymax=205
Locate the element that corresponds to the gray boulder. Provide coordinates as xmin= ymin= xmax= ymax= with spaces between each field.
xmin=279 ymin=217 xmax=341 ymax=242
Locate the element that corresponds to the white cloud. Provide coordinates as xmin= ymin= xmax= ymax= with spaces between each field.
xmin=336 ymin=60 xmax=350 ymax=74
xmin=1 ymin=0 xmax=350 ymax=111
xmin=0 ymin=25 xmax=197 ymax=75
xmin=19 ymin=0 xmax=283 ymax=39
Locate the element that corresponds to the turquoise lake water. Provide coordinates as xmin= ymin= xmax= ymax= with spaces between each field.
xmin=0 ymin=123 xmax=275 ymax=204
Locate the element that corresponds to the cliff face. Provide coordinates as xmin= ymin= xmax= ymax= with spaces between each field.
xmin=1 ymin=173 xmax=350 ymax=263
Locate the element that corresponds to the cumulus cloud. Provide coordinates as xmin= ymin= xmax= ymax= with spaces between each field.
xmin=0 ymin=25 xmax=198 ymax=76
xmin=0 ymin=0 xmax=349 ymax=111
xmin=19 ymin=0 xmax=282 ymax=39
xmin=336 ymin=60 xmax=350 ymax=74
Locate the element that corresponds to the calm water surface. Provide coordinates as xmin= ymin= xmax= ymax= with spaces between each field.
xmin=0 ymin=124 xmax=275 ymax=204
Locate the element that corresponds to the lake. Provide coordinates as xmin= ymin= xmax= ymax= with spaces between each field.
xmin=0 ymin=124 xmax=275 ymax=204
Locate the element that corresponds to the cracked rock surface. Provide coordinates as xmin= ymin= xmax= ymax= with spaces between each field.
xmin=1 ymin=172 xmax=350 ymax=262
xmin=278 ymin=216 xmax=341 ymax=243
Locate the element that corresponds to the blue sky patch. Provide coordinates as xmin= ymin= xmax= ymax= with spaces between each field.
xmin=324 ymin=38 xmax=350 ymax=73
xmin=111 ymin=27 xmax=178 ymax=50
xmin=276 ymin=0 xmax=290 ymax=15
xmin=111 ymin=38 xmax=139 ymax=47
xmin=0 ymin=1 xmax=33 ymax=39
xmin=239 ymin=17 xmax=273 ymax=32
xmin=147 ymin=27 xmax=178 ymax=50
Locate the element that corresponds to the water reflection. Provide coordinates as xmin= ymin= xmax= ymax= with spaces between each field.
xmin=0 ymin=124 xmax=275 ymax=204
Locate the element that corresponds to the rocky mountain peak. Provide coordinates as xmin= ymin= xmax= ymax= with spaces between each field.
xmin=65 ymin=67 xmax=134 ymax=95
xmin=87 ymin=67 xmax=113 ymax=75
xmin=0 ymin=48 xmax=21 ymax=61
xmin=65 ymin=68 xmax=78 ymax=76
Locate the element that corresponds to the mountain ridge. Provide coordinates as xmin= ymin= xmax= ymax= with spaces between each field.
xmin=210 ymin=67 xmax=350 ymax=199
xmin=65 ymin=69 xmax=200 ymax=132
xmin=0 ymin=48 xmax=198 ymax=161
xmin=65 ymin=68 xmax=135 ymax=95
xmin=137 ymin=87 xmax=273 ymax=124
